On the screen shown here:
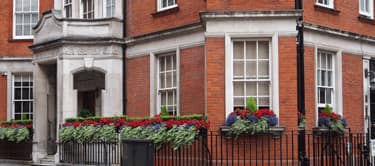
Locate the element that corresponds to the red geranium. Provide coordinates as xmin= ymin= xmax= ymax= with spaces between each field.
xmin=73 ymin=121 xmax=81 ymax=128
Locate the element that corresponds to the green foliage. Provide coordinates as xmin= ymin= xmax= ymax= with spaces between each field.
xmin=329 ymin=120 xmax=345 ymax=133
xmin=59 ymin=125 xmax=118 ymax=143
xmin=0 ymin=127 xmax=30 ymax=143
xmin=161 ymin=105 xmax=169 ymax=116
xmin=120 ymin=125 xmax=200 ymax=150
xmin=321 ymin=104 xmax=332 ymax=114
xmin=229 ymin=117 xmax=269 ymax=138
xmin=246 ymin=97 xmax=258 ymax=113
xmin=59 ymin=126 xmax=75 ymax=143
xmin=0 ymin=119 xmax=32 ymax=125
xmin=79 ymin=109 xmax=93 ymax=118
xmin=94 ymin=125 xmax=117 ymax=142
xmin=166 ymin=126 xmax=199 ymax=150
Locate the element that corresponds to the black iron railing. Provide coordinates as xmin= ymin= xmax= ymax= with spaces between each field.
xmin=58 ymin=130 xmax=371 ymax=166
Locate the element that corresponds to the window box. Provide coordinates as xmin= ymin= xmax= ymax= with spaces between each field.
xmin=220 ymin=125 xmax=285 ymax=138
xmin=312 ymin=127 xmax=347 ymax=136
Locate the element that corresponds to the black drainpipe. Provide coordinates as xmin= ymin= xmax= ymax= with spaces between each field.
xmin=296 ymin=0 xmax=309 ymax=165
xmin=122 ymin=0 xmax=127 ymax=115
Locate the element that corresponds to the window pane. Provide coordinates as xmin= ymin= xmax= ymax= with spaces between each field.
xmin=16 ymin=14 xmax=22 ymax=24
xmin=233 ymin=82 xmax=244 ymax=96
xmin=258 ymin=97 xmax=270 ymax=107
xmin=16 ymin=25 xmax=23 ymax=35
xmin=321 ymin=70 xmax=326 ymax=86
xmin=258 ymin=41 xmax=269 ymax=59
xmin=31 ymin=0 xmax=38 ymax=11
xmin=161 ymin=93 xmax=166 ymax=105
xmin=233 ymin=42 xmax=244 ymax=59
xmin=234 ymin=62 xmax=244 ymax=77
xmin=327 ymin=55 xmax=332 ymax=69
xmin=327 ymin=71 xmax=332 ymax=86
xmin=22 ymin=88 xmax=30 ymax=99
xmin=24 ymin=14 xmax=31 ymax=24
xmin=162 ymin=0 xmax=167 ymax=7
xmin=234 ymin=97 xmax=245 ymax=106
xmin=258 ymin=82 xmax=269 ymax=96
xmin=245 ymin=82 xmax=256 ymax=96
xmin=24 ymin=25 xmax=31 ymax=35
xmin=15 ymin=88 xmax=21 ymax=100
xmin=258 ymin=61 xmax=269 ymax=77
xmin=246 ymin=41 xmax=256 ymax=59
xmin=30 ymin=88 xmax=33 ymax=99
xmin=23 ymin=101 xmax=30 ymax=113
xmin=32 ymin=14 xmax=38 ymax=24
xmin=321 ymin=53 xmax=327 ymax=69
xmin=245 ymin=61 xmax=256 ymax=78
xmin=172 ymin=71 xmax=176 ymax=87
xmin=15 ymin=101 xmax=22 ymax=113
xmin=326 ymin=89 xmax=332 ymax=104
xmin=319 ymin=88 xmax=326 ymax=104
xmin=23 ymin=0 xmax=30 ymax=11
xmin=166 ymin=56 xmax=172 ymax=70
xmin=160 ymin=73 xmax=165 ymax=89
xmin=160 ymin=57 xmax=165 ymax=72
xmin=167 ymin=91 xmax=174 ymax=105
xmin=168 ymin=0 xmax=174 ymax=6
xmin=15 ymin=114 xmax=21 ymax=120
xmin=16 ymin=0 xmax=22 ymax=11
xmin=166 ymin=72 xmax=172 ymax=88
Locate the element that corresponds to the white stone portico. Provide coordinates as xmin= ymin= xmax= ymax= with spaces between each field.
xmin=30 ymin=10 xmax=124 ymax=162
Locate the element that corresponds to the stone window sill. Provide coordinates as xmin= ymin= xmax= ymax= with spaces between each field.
xmin=358 ymin=15 xmax=375 ymax=25
xmin=152 ymin=6 xmax=179 ymax=17
xmin=314 ymin=5 xmax=340 ymax=15
xmin=8 ymin=38 xmax=33 ymax=42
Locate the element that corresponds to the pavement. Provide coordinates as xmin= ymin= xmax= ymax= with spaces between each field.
xmin=0 ymin=159 xmax=32 ymax=166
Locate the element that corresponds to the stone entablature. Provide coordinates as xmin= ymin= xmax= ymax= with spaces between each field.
xmin=32 ymin=10 xmax=123 ymax=46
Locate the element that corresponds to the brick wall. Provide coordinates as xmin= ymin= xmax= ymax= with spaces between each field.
xmin=126 ymin=0 xmax=205 ymax=37
xmin=304 ymin=46 xmax=316 ymax=130
xmin=0 ymin=0 xmax=53 ymax=57
xmin=304 ymin=0 xmax=375 ymax=37
xmin=207 ymin=0 xmax=295 ymax=10
xmin=342 ymin=53 xmax=363 ymax=133
xmin=205 ymin=37 xmax=225 ymax=131
xmin=126 ymin=56 xmax=150 ymax=117
xmin=278 ymin=37 xmax=298 ymax=131
xmin=0 ymin=76 xmax=7 ymax=121
xmin=180 ymin=46 xmax=205 ymax=115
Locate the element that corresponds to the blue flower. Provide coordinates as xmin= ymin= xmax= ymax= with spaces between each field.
xmin=247 ymin=114 xmax=257 ymax=123
xmin=341 ymin=118 xmax=347 ymax=127
xmin=267 ymin=116 xmax=278 ymax=126
xmin=153 ymin=124 xmax=161 ymax=131
xmin=318 ymin=117 xmax=331 ymax=127
xmin=226 ymin=114 xmax=238 ymax=126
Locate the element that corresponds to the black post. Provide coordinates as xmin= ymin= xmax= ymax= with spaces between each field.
xmin=122 ymin=0 xmax=127 ymax=115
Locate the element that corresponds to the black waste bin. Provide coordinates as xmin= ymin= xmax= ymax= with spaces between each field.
xmin=121 ymin=139 xmax=154 ymax=166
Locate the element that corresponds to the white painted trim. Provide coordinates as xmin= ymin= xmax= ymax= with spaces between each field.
xmin=157 ymin=0 xmax=177 ymax=12
xmin=12 ymin=0 xmax=39 ymax=39
xmin=304 ymin=30 xmax=375 ymax=58
xmin=150 ymin=53 xmax=156 ymax=117
xmin=224 ymin=33 xmax=280 ymax=119
xmin=7 ymin=72 xmax=12 ymax=121
xmin=127 ymin=31 xmax=205 ymax=58
xmin=359 ymin=0 xmax=374 ymax=19
xmin=363 ymin=59 xmax=370 ymax=135
xmin=315 ymin=0 xmax=334 ymax=9
xmin=314 ymin=46 xmax=343 ymax=125
xmin=176 ymin=48 xmax=180 ymax=116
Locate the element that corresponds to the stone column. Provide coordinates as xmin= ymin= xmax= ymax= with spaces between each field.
xmin=33 ymin=64 xmax=49 ymax=162
xmin=100 ymin=59 xmax=122 ymax=117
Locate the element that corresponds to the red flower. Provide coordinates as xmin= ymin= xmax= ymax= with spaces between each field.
xmin=25 ymin=124 xmax=33 ymax=129
xmin=99 ymin=118 xmax=113 ymax=125
xmin=73 ymin=122 xmax=81 ymax=128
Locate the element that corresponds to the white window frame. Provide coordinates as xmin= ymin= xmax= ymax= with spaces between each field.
xmin=316 ymin=50 xmax=335 ymax=110
xmin=11 ymin=73 xmax=33 ymax=120
xmin=156 ymin=52 xmax=180 ymax=116
xmin=157 ymin=0 xmax=178 ymax=12
xmin=80 ymin=0 xmax=94 ymax=19
xmin=225 ymin=34 xmax=279 ymax=119
xmin=103 ymin=0 xmax=115 ymax=17
xmin=63 ymin=0 xmax=73 ymax=18
xmin=360 ymin=0 xmax=374 ymax=18
xmin=13 ymin=0 xmax=39 ymax=39
xmin=316 ymin=0 xmax=334 ymax=9
xmin=315 ymin=48 xmax=343 ymax=121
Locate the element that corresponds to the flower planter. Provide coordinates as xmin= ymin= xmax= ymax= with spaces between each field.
xmin=220 ymin=126 xmax=286 ymax=138
xmin=312 ymin=127 xmax=346 ymax=136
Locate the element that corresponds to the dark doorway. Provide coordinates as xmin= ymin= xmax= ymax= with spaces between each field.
xmin=78 ymin=90 xmax=97 ymax=117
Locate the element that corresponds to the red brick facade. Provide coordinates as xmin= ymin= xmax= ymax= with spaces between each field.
xmin=206 ymin=0 xmax=294 ymax=10
xmin=126 ymin=56 xmax=150 ymax=117
xmin=126 ymin=0 xmax=206 ymax=37
xmin=180 ymin=46 xmax=205 ymax=115
xmin=0 ymin=0 xmax=53 ymax=57
xmin=304 ymin=0 xmax=375 ymax=36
